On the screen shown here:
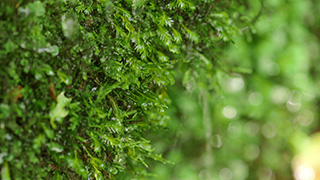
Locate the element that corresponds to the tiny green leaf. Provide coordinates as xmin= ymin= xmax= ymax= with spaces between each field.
xmin=49 ymin=92 xmax=72 ymax=129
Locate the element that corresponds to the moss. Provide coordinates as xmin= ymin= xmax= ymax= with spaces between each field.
xmin=0 ymin=0 xmax=249 ymax=179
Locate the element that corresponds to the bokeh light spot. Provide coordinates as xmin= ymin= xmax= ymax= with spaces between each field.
xmin=244 ymin=144 xmax=260 ymax=161
xmin=225 ymin=76 xmax=245 ymax=93
xmin=219 ymin=168 xmax=233 ymax=180
xmin=262 ymin=122 xmax=277 ymax=139
xmin=257 ymin=168 xmax=273 ymax=180
xmin=294 ymin=164 xmax=316 ymax=180
xmin=271 ymin=86 xmax=290 ymax=104
xmin=211 ymin=134 xmax=223 ymax=148
xmin=295 ymin=110 xmax=314 ymax=126
xmin=294 ymin=73 xmax=308 ymax=88
xmin=223 ymin=106 xmax=237 ymax=119
xmin=245 ymin=121 xmax=260 ymax=136
xmin=249 ymin=92 xmax=263 ymax=106
xmin=286 ymin=91 xmax=302 ymax=112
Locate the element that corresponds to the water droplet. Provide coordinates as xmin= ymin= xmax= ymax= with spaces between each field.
xmin=119 ymin=158 xmax=125 ymax=164
xmin=91 ymin=87 xmax=98 ymax=93
xmin=109 ymin=167 xmax=118 ymax=175
xmin=141 ymin=103 xmax=148 ymax=108
xmin=5 ymin=134 xmax=12 ymax=140
xmin=51 ymin=146 xmax=63 ymax=153
xmin=65 ymin=78 xmax=70 ymax=85
xmin=94 ymin=147 xmax=100 ymax=152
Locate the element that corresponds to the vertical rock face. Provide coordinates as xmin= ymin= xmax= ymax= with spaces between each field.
xmin=0 ymin=0 xmax=248 ymax=179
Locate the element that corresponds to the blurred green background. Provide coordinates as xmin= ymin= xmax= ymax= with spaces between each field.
xmin=147 ymin=0 xmax=320 ymax=179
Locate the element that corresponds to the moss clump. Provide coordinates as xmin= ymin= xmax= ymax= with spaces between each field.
xmin=0 ymin=0 xmax=248 ymax=179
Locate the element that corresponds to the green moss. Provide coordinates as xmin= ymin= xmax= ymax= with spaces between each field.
xmin=0 ymin=0 xmax=249 ymax=179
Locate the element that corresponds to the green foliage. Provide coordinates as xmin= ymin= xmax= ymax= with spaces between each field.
xmin=0 ymin=0 xmax=250 ymax=179
xmin=148 ymin=0 xmax=320 ymax=179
